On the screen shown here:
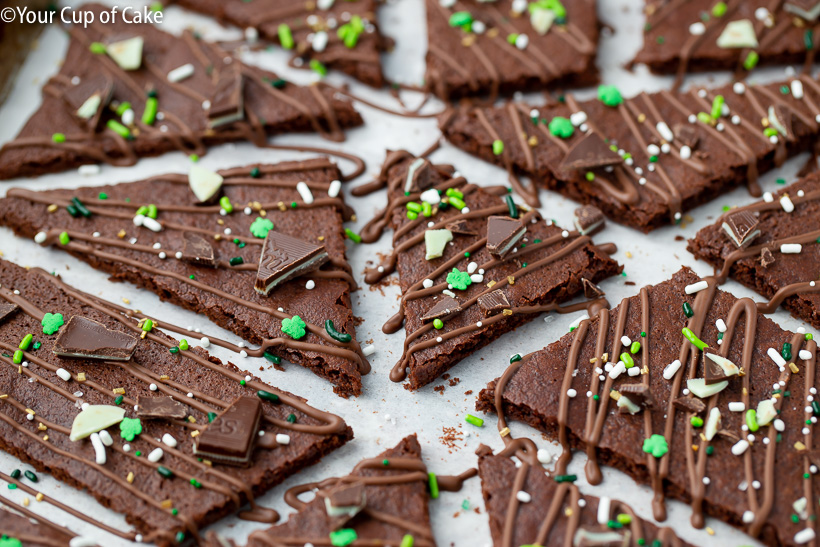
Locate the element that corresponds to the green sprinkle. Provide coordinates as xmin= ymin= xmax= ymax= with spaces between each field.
xmin=52 ymin=133 xmax=66 ymax=143
xmin=764 ymin=127 xmax=778 ymax=138
xmin=607 ymin=520 xmax=623 ymax=529
xmin=32 ymin=342 xmax=41 ymax=350
xmin=630 ymin=341 xmax=641 ymax=354
xmin=421 ymin=201 xmax=432 ymax=217
xmin=175 ymin=532 xmax=185 ymax=544
xmin=12 ymin=350 xmax=23 ymax=364
xmin=697 ymin=112 xmax=713 ymax=125
xmin=281 ymin=316 xmax=307 ymax=340
xmin=811 ymin=401 xmax=820 ymax=416
xmin=461 ymin=499 xmax=470 ymax=510
xmin=782 ymin=343 xmax=792 ymax=361
xmin=690 ymin=416 xmax=704 ymax=428
xmin=250 ymin=167 xmax=261 ymax=178
xmin=620 ymin=352 xmax=635 ymax=369
xmin=776 ymin=178 xmax=787 ymax=185
xmin=682 ymin=327 xmax=708 ymax=350
xmin=98 ymin=192 xmax=108 ymax=200
xmin=263 ymin=351 xmax=281 ymax=364
xmin=597 ymin=85 xmax=623 ymax=107
xmin=59 ymin=231 xmax=70 ymax=246
xmin=505 ymin=194 xmax=519 ymax=218
xmin=89 ymin=42 xmax=107 ymax=54
xmin=190 ymin=478 xmax=202 ymax=488
xmin=465 ymin=414 xmax=484 ymax=427
xmin=278 ymin=24 xmax=294 ymax=49
xmin=510 ymin=353 xmax=522 ymax=363
xmin=642 ymin=434 xmax=668 ymax=458
xmin=219 ymin=196 xmax=233 ymax=213
xmin=106 ymin=119 xmax=131 ymax=139
xmin=10 ymin=469 xmax=20 ymax=479
xmin=329 ymin=529 xmax=357 ymax=547
xmin=142 ymin=97 xmax=158 ymax=125
xmin=682 ymin=302 xmax=694 ymax=318
xmin=433 ymin=318 xmax=444 ymax=329
xmin=743 ymin=51 xmax=759 ymax=70
xmin=250 ymin=217 xmax=274 ymax=238
xmin=149 ymin=1 xmax=163 ymax=11
xmin=115 ymin=102 xmax=131 ymax=116
xmin=178 ymin=339 xmax=189 ymax=351
xmin=286 ymin=413 xmax=296 ymax=423
xmin=207 ymin=412 xmax=217 ymax=423
xmin=383 ymin=459 xmax=390 ymax=466
xmin=309 ymin=59 xmax=328 ymax=76
xmin=492 ymin=139 xmax=504 ymax=155
xmin=746 ymin=409 xmax=759 ymax=432
xmin=7 ymin=484 xmax=16 ymax=490
xmin=407 ymin=210 xmax=418 ymax=220
xmin=239 ymin=380 xmax=246 ymax=386
xmin=406 ymin=201 xmax=422 ymax=213
xmin=169 ymin=347 xmax=179 ymax=354
xmin=400 ymin=534 xmax=414 ymax=547
xmin=257 ymin=390 xmax=280 ymax=404
xmin=617 ymin=513 xmax=632 ymax=525
xmin=41 ymin=313 xmax=64 ymax=335
xmin=141 ymin=319 xmax=153 ymax=332
xmin=585 ymin=172 xmax=595 ymax=181
xmin=710 ymin=95 xmax=725 ymax=120
xmin=548 ymin=116 xmax=574 ymax=138
xmin=506 ymin=33 xmax=520 ymax=45
xmin=157 ymin=466 xmax=174 ymax=479
xmin=114 ymin=395 xmax=124 ymax=405
xmin=449 ymin=196 xmax=466 ymax=210
xmin=325 ymin=319 xmax=352 ymax=343
xmin=554 ymin=474 xmax=577 ymax=483
xmin=807 ymin=334 xmax=814 ymax=341
xmin=706 ymin=445 xmax=714 ymax=455
xmin=229 ymin=256 xmax=244 ymax=266
xmin=448 ymin=11 xmax=473 ymax=30
xmin=712 ymin=1 xmax=727 ymax=16
xmin=146 ymin=204 xmax=158 ymax=219
xmin=806 ymin=29 xmax=814 ymax=50
xmin=120 ymin=417 xmax=142 ymax=441
xmin=428 ymin=472 xmax=440 ymax=499
xmin=271 ymin=78 xmax=287 ymax=89
xmin=18 ymin=334 xmax=33 ymax=351
xmin=345 ymin=228 xmax=362 ymax=243
xmin=23 ymin=470 xmax=37 ymax=482
xmin=446 ymin=268 xmax=472 ymax=291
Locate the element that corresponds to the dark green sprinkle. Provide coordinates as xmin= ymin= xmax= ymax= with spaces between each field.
xmin=325 ymin=319 xmax=352 ymax=343
xmin=157 ymin=466 xmax=174 ymax=478
xmin=169 ymin=347 xmax=179 ymax=354
xmin=257 ymin=390 xmax=280 ymax=403
xmin=115 ymin=395 xmax=124 ymax=405
xmin=287 ymin=413 xmax=296 ymax=423
xmin=66 ymin=204 xmax=80 ymax=217
xmin=263 ymin=351 xmax=281 ymax=365
xmin=229 ymin=256 xmax=244 ymax=266
xmin=554 ymin=474 xmax=577 ymax=483
xmin=782 ymin=343 xmax=792 ymax=361
xmin=505 ymin=194 xmax=518 ymax=219
xmin=10 ymin=469 xmax=20 ymax=479
xmin=682 ymin=302 xmax=694 ymax=318
xmin=706 ymin=445 xmax=714 ymax=455
xmin=812 ymin=401 xmax=820 ymax=416
xmin=176 ymin=532 xmax=185 ymax=543
xmin=24 ymin=470 xmax=37 ymax=482
xmin=32 ymin=342 xmax=41 ymax=350
xmin=271 ymin=79 xmax=287 ymax=89
xmin=71 ymin=197 xmax=92 ymax=218
xmin=207 ymin=412 xmax=217 ymax=423
xmin=510 ymin=354 xmax=522 ymax=363
xmin=250 ymin=167 xmax=261 ymax=178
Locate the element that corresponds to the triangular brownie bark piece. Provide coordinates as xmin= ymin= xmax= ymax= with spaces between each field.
xmin=477 ymin=267 xmax=820 ymax=545
xmin=174 ymin=0 xmax=389 ymax=87
xmin=0 ymin=158 xmax=370 ymax=397
xmin=0 ymin=258 xmax=352 ymax=542
xmin=0 ymin=507 xmax=76 ymax=545
xmin=356 ymin=150 xmax=621 ymax=390
xmin=247 ymin=435 xmax=435 ymax=546
xmin=0 ymin=3 xmax=361 ymax=180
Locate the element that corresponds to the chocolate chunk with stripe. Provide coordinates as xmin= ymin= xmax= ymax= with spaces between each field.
xmin=255 ymin=231 xmax=329 ymax=295
xmin=137 ymin=395 xmax=188 ymax=420
xmin=0 ymin=303 xmax=19 ymax=324
xmin=721 ymin=210 xmax=760 ymax=248
xmin=560 ymin=132 xmax=622 ymax=171
xmin=486 ymin=216 xmax=525 ymax=259
xmin=181 ymin=231 xmax=217 ymax=267
xmin=194 ymin=396 xmax=262 ymax=466
xmin=421 ymin=295 xmax=461 ymax=323
xmin=207 ymin=64 xmax=244 ymax=128
xmin=477 ymin=290 xmax=510 ymax=316
xmin=52 ymin=316 xmax=138 ymax=361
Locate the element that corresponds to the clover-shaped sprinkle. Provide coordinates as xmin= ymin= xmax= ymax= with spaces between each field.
xmin=282 ymin=315 xmax=307 ymax=340
xmin=446 ymin=268 xmax=472 ymax=291
xmin=250 ymin=217 xmax=274 ymax=239
xmin=119 ymin=416 xmax=142 ymax=441
xmin=598 ymin=85 xmax=623 ymax=107
xmin=41 ymin=313 xmax=64 ymax=335
xmin=642 ymin=434 xmax=668 ymax=458
xmin=0 ymin=536 xmax=22 ymax=547
xmin=548 ymin=116 xmax=574 ymax=139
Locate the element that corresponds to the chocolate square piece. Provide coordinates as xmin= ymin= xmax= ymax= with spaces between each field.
xmin=174 ymin=0 xmax=389 ymax=87
xmin=0 ymin=4 xmax=361 ymax=180
xmin=561 ymin=132 xmax=623 ymax=171
xmin=690 ymin=175 xmax=820 ymax=330
xmin=424 ymin=0 xmax=599 ymax=100
xmin=52 ymin=315 xmax=138 ymax=361
xmin=194 ymin=397 xmax=263 ymax=466
xmin=136 ymin=395 xmax=188 ymax=420
xmin=440 ymin=74 xmax=820 ymax=231
xmin=477 ymin=267 xmax=819 ymax=546
xmin=0 ymin=302 xmax=19 ymax=324
xmin=247 ymin=436 xmax=435 ymax=546
xmin=356 ymin=150 xmax=621 ymax=389
xmin=574 ymin=205 xmax=606 ymax=236
xmin=0 ymin=258 xmax=352 ymax=544
xmin=0 ymin=159 xmax=368 ymax=397
xmin=721 ymin=209 xmax=760 ymax=248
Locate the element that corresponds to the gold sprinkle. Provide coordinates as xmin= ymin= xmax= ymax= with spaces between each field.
xmin=203 ymin=459 xmax=212 ymax=467
xmin=601 ymin=353 xmax=609 ymax=362
xmin=761 ymin=117 xmax=769 ymax=127
xmin=499 ymin=427 xmax=510 ymax=437
xmin=642 ymin=365 xmax=649 ymax=375
xmin=278 ymin=201 xmax=286 ymax=211
xmin=42 ymin=435 xmax=48 ymax=441
xmin=122 ymin=298 xmax=130 ymax=305
xmin=528 ymin=135 xmax=538 ymax=147
xmin=487 ymin=28 xmax=499 ymax=38
xmin=625 ymin=251 xmax=633 ymax=258
xmin=351 ymin=214 xmax=357 ymax=222
xmin=127 ymin=472 xmax=135 ymax=484
xmin=637 ymin=113 xmax=646 ymax=123
xmin=117 ymin=230 xmax=126 ymax=239
xmin=589 ymin=357 xmax=598 ymax=364
xmin=187 ymin=416 xmax=196 ymax=423
xmin=35 ymin=493 xmax=44 ymax=502
xmin=22 ymin=497 xmax=29 ymax=507
xmin=507 ymin=275 xmax=515 ymax=285
xmin=706 ymin=527 xmax=715 ymax=536
xmin=47 ymin=204 xmax=59 ymax=213
xmin=259 ymin=210 xmax=267 ymax=217
xmin=502 ymin=309 xmax=513 ymax=316
xmin=113 ymin=388 xmax=126 ymax=395
xmin=17 ymin=366 xmax=22 ymax=374
xmin=564 ymin=507 xmax=573 ymax=516
xmin=609 ymin=391 xmax=621 ymax=401
xmin=160 ymin=375 xmax=169 ymax=381
xmin=773 ymin=393 xmax=781 ymax=399
xmin=699 ymin=433 xmax=707 ymax=442
xmin=217 ymin=219 xmax=224 ymax=225
xmin=461 ymin=35 xmax=476 ymax=47
xmin=191 ymin=430 xmax=200 ymax=438
xmin=77 ymin=372 xmax=86 ymax=382
xmin=796 ymin=441 xmax=807 ymax=451
xmin=790 ymin=362 xmax=800 ymax=374
xmin=214 ymin=234 xmax=222 ymax=241
xmin=692 ymin=444 xmax=699 ymax=451
xmin=317 ymin=236 xmax=325 ymax=242
xmin=795 ymin=16 xmax=805 ymax=27
xmin=742 ymin=387 xmax=748 ymax=396
xmin=140 ymin=331 xmax=147 ymax=339
xmin=37 ymin=423 xmax=46 ymax=431
xmin=25 ymin=408 xmax=35 ymax=415
xmin=0 ymin=394 xmax=7 ymax=399
xmin=253 ymin=201 xmax=262 ymax=210
xmin=161 ymin=499 xmax=173 ymax=509
xmin=487 ymin=280 xmax=497 ymax=288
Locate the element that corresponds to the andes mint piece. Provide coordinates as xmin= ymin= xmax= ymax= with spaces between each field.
xmin=421 ymin=295 xmax=461 ymax=323
xmin=768 ymin=104 xmax=794 ymax=139
xmin=560 ymin=132 xmax=622 ymax=171
xmin=403 ymin=158 xmax=437 ymax=193
xmin=207 ymin=64 xmax=244 ymax=128
xmin=0 ymin=302 xmax=19 ymax=324
xmin=760 ymin=247 xmax=776 ymax=268
xmin=786 ymin=0 xmax=820 ymax=21
xmin=672 ymin=396 xmax=706 ymax=415
xmin=619 ymin=383 xmax=655 ymax=409
xmin=721 ymin=210 xmax=760 ymax=248
xmin=582 ymin=278 xmax=605 ymax=300
xmin=573 ymin=205 xmax=605 ymax=236
xmin=181 ymin=232 xmax=216 ymax=267
xmin=445 ymin=219 xmax=477 ymax=236
xmin=477 ymin=290 xmax=510 ymax=316
xmin=703 ymin=349 xmax=740 ymax=385
xmin=137 ymin=396 xmax=188 ymax=420
xmin=52 ymin=316 xmax=138 ymax=361
xmin=106 ymin=35 xmax=144 ymax=71
xmin=194 ymin=396 xmax=262 ymax=466
xmin=673 ymin=123 xmax=699 ymax=149
xmin=320 ymin=481 xmax=367 ymax=529
xmin=573 ymin=527 xmax=628 ymax=546
xmin=486 ymin=216 xmax=525 ymax=259
xmin=61 ymin=74 xmax=114 ymax=131
xmin=255 ymin=231 xmax=329 ymax=295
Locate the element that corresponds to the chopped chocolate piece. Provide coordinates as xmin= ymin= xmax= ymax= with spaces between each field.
xmin=207 ymin=64 xmax=244 ymax=128
xmin=768 ymin=104 xmax=794 ymax=140
xmin=0 ymin=159 xmax=367 ymax=397
xmin=485 ymin=216 xmax=525 ymax=259
xmin=560 ymin=132 xmax=622 ymax=171
xmin=786 ymin=0 xmax=820 ymax=20
xmin=0 ymin=302 xmax=19 ymax=324
xmin=247 ymin=436 xmax=435 ymax=546
xmin=60 ymin=73 xmax=113 ymax=131
xmin=0 ymin=258 xmax=352 ymax=544
xmin=581 ymin=278 xmax=605 ymax=300
xmin=52 ymin=316 xmax=138 ymax=361
xmin=421 ymin=295 xmax=461 ymax=323
xmin=424 ymin=0 xmax=599 ymax=100
xmin=674 ymin=123 xmax=700 ymax=149
xmin=319 ymin=481 xmax=367 ymax=529
xmin=618 ymin=383 xmax=655 ymax=409
xmin=689 ymin=175 xmax=820 ymax=330
xmin=573 ymin=205 xmax=606 ymax=236
xmin=0 ymin=5 xmax=362 ymax=180
xmin=477 ymin=267 xmax=816 ymax=546
xmin=403 ymin=158 xmax=437 ymax=193
xmin=358 ymin=151 xmax=621 ymax=390
xmin=136 ymin=395 xmax=188 ymax=420
xmin=721 ymin=210 xmax=760 ymax=248
xmin=445 ymin=219 xmax=477 ymax=236
xmin=673 ymin=396 xmax=707 ymax=415
xmin=703 ymin=349 xmax=740 ymax=385
xmin=195 ymin=396 xmax=263 ymax=467
xmin=0 ymin=507 xmax=75 ymax=546
xmin=477 ymin=290 xmax=511 ymax=316
xmin=181 ymin=231 xmax=217 ymax=267
xmin=255 ymin=231 xmax=330 ymax=295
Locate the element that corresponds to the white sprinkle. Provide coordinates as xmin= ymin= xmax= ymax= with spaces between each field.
xmin=305 ymin=280 xmax=316 ymax=290
xmin=567 ymin=388 xmax=577 ymax=398
xmin=78 ymin=164 xmax=101 ymax=176
xmin=149 ymin=383 xmax=158 ymax=391
xmin=515 ymin=34 xmax=529 ymax=50
xmin=328 ymin=179 xmax=342 ymax=198
xmin=147 ymin=448 xmax=164 ymax=463
xmin=244 ymin=207 xmax=252 ymax=215
xmin=296 ymin=181 xmax=314 ymax=204
xmin=123 ymin=444 xmax=131 ymax=452
xmin=26 ymin=413 xmax=34 ymax=421
xmin=168 ymin=63 xmax=195 ymax=83
xmin=647 ymin=144 xmax=661 ymax=156
xmin=763 ymin=192 xmax=774 ymax=203
xmin=476 ymin=321 xmax=483 ymax=328
xmin=158 ymin=252 xmax=166 ymax=259
xmin=792 ymin=80 xmax=805 ymax=99
xmin=703 ymin=477 xmax=710 ymax=485
xmin=800 ymin=349 xmax=813 ymax=360
xmin=731 ymin=115 xmax=741 ymax=125
xmin=781 ymin=243 xmax=802 ymax=254
xmin=732 ymin=439 xmax=750 ymax=455
xmin=716 ymin=123 xmax=725 ymax=132
xmin=733 ymin=82 xmax=746 ymax=95
xmin=276 ymin=433 xmax=291 ymax=445
xmin=202 ymin=100 xmax=211 ymax=110
xmin=162 ymin=434 xmax=178 ymax=448
xmin=795 ymin=529 xmax=816 ymax=544
xmin=688 ymin=114 xmax=697 ymax=123
xmin=728 ymin=402 xmax=746 ymax=412
xmin=768 ymin=347 xmax=787 ymax=368
xmin=561 ymin=230 xmax=569 ymax=238
xmin=467 ymin=262 xmax=478 ymax=274
xmin=716 ymin=319 xmax=727 ymax=332
xmin=774 ymin=419 xmax=785 ymax=432
xmin=516 ymin=491 xmax=532 ymax=503
xmin=781 ymin=194 xmax=795 ymax=212
xmin=661 ymin=143 xmax=671 ymax=153
xmin=423 ymin=279 xmax=433 ymax=289
xmin=689 ymin=22 xmax=706 ymax=35
xmin=608 ymin=361 xmax=626 ymax=380
xmin=245 ymin=26 xmax=259 ymax=44
xmin=530 ymin=109 xmax=540 ymax=119
xmin=537 ymin=449 xmax=550 ymax=464
xmin=656 ymin=122 xmax=674 ymax=142
xmin=470 ymin=274 xmax=484 ymax=283
xmin=200 ymin=337 xmax=210 ymax=349
xmin=56 ymin=368 xmax=71 ymax=382
xmin=436 ymin=337 xmax=443 ymax=343
xmin=680 ymin=145 xmax=692 ymax=160
xmin=570 ymin=111 xmax=587 ymax=126
xmin=90 ymin=433 xmax=106 ymax=465
xmin=121 ymin=109 xmax=135 ymax=126
xmin=187 ymin=392 xmax=194 ymax=398
xmin=698 ymin=89 xmax=707 ymax=98
xmin=142 ymin=217 xmax=163 ymax=232
xmin=597 ymin=497 xmax=611 ymax=524
xmin=620 ymin=335 xmax=631 ymax=347
xmin=98 ymin=430 xmax=113 ymax=447
xmin=743 ymin=510 xmax=755 ymax=523
xmin=685 ymin=280 xmax=708 ymax=294
xmin=239 ymin=350 xmax=248 ymax=358
xmin=770 ymin=135 xmax=779 ymax=144
xmin=363 ymin=344 xmax=375 ymax=356
xmin=663 ymin=360 xmax=682 ymax=380
xmin=755 ymin=7 xmax=770 ymax=20
xmin=312 ymin=30 xmax=329 ymax=52
xmin=175 ymin=251 xmax=183 ymax=260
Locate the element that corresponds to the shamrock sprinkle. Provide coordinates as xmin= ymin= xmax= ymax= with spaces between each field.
xmin=446 ymin=268 xmax=472 ymax=291
xmin=548 ymin=116 xmax=574 ymax=139
xmin=0 ymin=537 xmax=23 ymax=547
xmin=119 ymin=417 xmax=143 ymax=441
xmin=282 ymin=316 xmax=307 ymax=340
xmin=41 ymin=313 xmax=64 ymax=335
xmin=597 ymin=85 xmax=623 ymax=107
xmin=249 ymin=217 xmax=274 ymax=239
xmin=642 ymin=434 xmax=668 ymax=458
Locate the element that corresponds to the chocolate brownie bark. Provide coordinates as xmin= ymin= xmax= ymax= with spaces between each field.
xmin=357 ymin=151 xmax=621 ymax=390
xmin=0 ymin=159 xmax=370 ymax=397
xmin=477 ymin=267 xmax=820 ymax=546
xmin=0 ymin=506 xmax=76 ymax=546
xmin=477 ymin=447 xmax=692 ymax=546
xmin=440 ymin=74 xmax=820 ymax=230
xmin=174 ymin=0 xmax=389 ymax=88
xmin=247 ymin=435 xmax=445 ymax=546
xmin=0 ymin=258 xmax=353 ymax=545
xmin=689 ymin=175 xmax=820 ymax=330
xmin=635 ymin=0 xmax=820 ymax=86
xmin=0 ymin=0 xmax=51 ymax=105
xmin=0 ymin=3 xmax=362 ymax=180
xmin=425 ymin=0 xmax=599 ymax=100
